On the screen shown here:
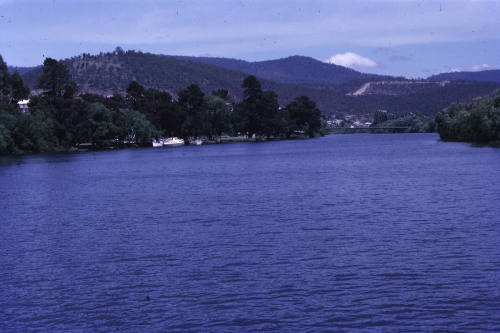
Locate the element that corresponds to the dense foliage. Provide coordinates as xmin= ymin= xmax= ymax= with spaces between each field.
xmin=0 ymin=55 xmax=30 ymax=105
xmin=371 ymin=110 xmax=436 ymax=133
xmin=0 ymin=56 xmax=325 ymax=155
xmin=18 ymin=50 xmax=500 ymax=118
xmin=435 ymin=90 xmax=500 ymax=144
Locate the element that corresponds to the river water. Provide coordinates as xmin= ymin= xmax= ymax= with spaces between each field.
xmin=1 ymin=133 xmax=499 ymax=332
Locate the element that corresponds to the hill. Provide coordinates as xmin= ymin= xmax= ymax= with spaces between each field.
xmin=348 ymin=80 xmax=449 ymax=96
xmin=7 ymin=66 xmax=36 ymax=75
xmin=173 ymin=55 xmax=394 ymax=86
xmin=18 ymin=50 xmax=500 ymax=118
xmin=428 ymin=69 xmax=500 ymax=83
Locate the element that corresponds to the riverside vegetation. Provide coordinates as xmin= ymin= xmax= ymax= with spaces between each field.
xmin=435 ymin=89 xmax=500 ymax=146
xmin=370 ymin=109 xmax=436 ymax=133
xmin=0 ymin=55 xmax=325 ymax=155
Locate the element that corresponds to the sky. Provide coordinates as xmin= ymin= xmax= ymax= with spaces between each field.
xmin=0 ymin=0 xmax=499 ymax=78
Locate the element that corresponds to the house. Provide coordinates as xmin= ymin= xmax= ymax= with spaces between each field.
xmin=17 ymin=99 xmax=30 ymax=113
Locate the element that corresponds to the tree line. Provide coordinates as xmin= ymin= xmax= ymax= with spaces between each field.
xmin=370 ymin=109 xmax=436 ymax=133
xmin=435 ymin=89 xmax=500 ymax=144
xmin=0 ymin=55 xmax=326 ymax=155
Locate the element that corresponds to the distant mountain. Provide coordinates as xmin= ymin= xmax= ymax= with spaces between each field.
xmin=174 ymin=55 xmax=394 ymax=86
xmin=18 ymin=50 xmax=500 ymax=118
xmin=7 ymin=66 xmax=36 ymax=75
xmin=428 ymin=69 xmax=500 ymax=83
xmin=20 ymin=52 xmax=261 ymax=97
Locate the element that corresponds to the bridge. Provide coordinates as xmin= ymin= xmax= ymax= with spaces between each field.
xmin=327 ymin=127 xmax=410 ymax=134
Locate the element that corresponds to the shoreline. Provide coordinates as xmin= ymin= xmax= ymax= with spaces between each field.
xmin=0 ymin=134 xmax=316 ymax=157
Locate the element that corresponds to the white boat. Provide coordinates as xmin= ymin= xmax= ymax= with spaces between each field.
xmin=191 ymin=138 xmax=203 ymax=146
xmin=152 ymin=137 xmax=185 ymax=147
xmin=152 ymin=139 xmax=163 ymax=147
xmin=164 ymin=137 xmax=185 ymax=147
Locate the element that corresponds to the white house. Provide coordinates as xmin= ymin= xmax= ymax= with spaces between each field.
xmin=17 ymin=99 xmax=30 ymax=113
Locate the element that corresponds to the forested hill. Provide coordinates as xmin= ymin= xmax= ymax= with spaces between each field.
xmin=7 ymin=66 xmax=36 ymax=75
xmin=20 ymin=51 xmax=258 ymax=97
xmin=428 ymin=69 xmax=500 ymax=83
xmin=18 ymin=50 xmax=500 ymax=117
xmin=173 ymin=55 xmax=394 ymax=86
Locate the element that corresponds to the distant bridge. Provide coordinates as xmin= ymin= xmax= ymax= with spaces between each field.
xmin=327 ymin=127 xmax=410 ymax=134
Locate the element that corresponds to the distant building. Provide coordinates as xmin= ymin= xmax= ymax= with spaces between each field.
xmin=17 ymin=99 xmax=30 ymax=113
xmin=326 ymin=119 xmax=343 ymax=128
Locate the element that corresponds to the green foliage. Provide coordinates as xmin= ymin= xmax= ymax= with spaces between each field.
xmin=122 ymin=109 xmax=159 ymax=145
xmin=126 ymin=81 xmax=145 ymax=108
xmin=0 ymin=55 xmax=10 ymax=103
xmin=436 ymin=90 xmax=500 ymax=143
xmin=211 ymin=89 xmax=229 ymax=100
xmin=236 ymin=77 xmax=281 ymax=138
xmin=87 ymin=103 xmax=118 ymax=147
xmin=0 ymin=54 xmax=325 ymax=155
xmin=9 ymin=71 xmax=30 ymax=102
xmin=178 ymin=84 xmax=207 ymax=138
xmin=371 ymin=112 xmax=436 ymax=133
xmin=0 ymin=105 xmax=60 ymax=154
xmin=37 ymin=58 xmax=78 ymax=98
xmin=0 ymin=56 xmax=30 ymax=105
xmin=286 ymin=96 xmax=324 ymax=137
xmin=373 ymin=110 xmax=390 ymax=125
xmin=204 ymin=94 xmax=232 ymax=137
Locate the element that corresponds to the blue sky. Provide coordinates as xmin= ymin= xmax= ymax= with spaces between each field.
xmin=1 ymin=0 xmax=499 ymax=78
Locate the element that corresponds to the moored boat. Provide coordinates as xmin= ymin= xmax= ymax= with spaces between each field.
xmin=190 ymin=138 xmax=203 ymax=146
xmin=164 ymin=137 xmax=185 ymax=147
xmin=152 ymin=137 xmax=185 ymax=147
xmin=152 ymin=139 xmax=163 ymax=147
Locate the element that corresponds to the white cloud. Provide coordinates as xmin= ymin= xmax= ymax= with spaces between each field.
xmin=325 ymin=52 xmax=377 ymax=69
xmin=450 ymin=64 xmax=491 ymax=72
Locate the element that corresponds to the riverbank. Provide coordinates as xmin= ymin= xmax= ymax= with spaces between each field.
xmin=0 ymin=133 xmax=315 ymax=156
xmin=436 ymin=89 xmax=499 ymax=146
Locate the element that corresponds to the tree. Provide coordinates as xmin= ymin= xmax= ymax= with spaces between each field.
xmin=436 ymin=89 xmax=500 ymax=143
xmin=9 ymin=71 xmax=30 ymax=102
xmin=126 ymin=81 xmax=145 ymax=108
xmin=286 ymin=96 xmax=324 ymax=137
xmin=373 ymin=110 xmax=389 ymax=125
xmin=212 ymin=89 xmax=229 ymax=100
xmin=259 ymin=91 xmax=280 ymax=137
xmin=0 ymin=123 xmax=15 ymax=155
xmin=37 ymin=58 xmax=78 ymax=98
xmin=204 ymin=94 xmax=232 ymax=138
xmin=114 ymin=46 xmax=125 ymax=55
xmin=87 ymin=103 xmax=118 ymax=147
xmin=123 ymin=109 xmax=158 ymax=145
xmin=178 ymin=84 xmax=206 ymax=138
xmin=238 ymin=76 xmax=264 ymax=137
xmin=0 ymin=55 xmax=11 ymax=104
xmin=242 ymin=75 xmax=262 ymax=100
xmin=0 ymin=108 xmax=17 ymax=154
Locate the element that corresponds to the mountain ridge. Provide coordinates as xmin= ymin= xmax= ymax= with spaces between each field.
xmin=172 ymin=55 xmax=396 ymax=86
xmin=427 ymin=69 xmax=500 ymax=83
xmin=16 ymin=50 xmax=500 ymax=118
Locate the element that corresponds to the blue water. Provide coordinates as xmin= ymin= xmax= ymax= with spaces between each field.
xmin=1 ymin=133 xmax=499 ymax=332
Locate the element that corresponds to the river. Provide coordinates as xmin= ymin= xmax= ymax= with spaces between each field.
xmin=1 ymin=133 xmax=499 ymax=332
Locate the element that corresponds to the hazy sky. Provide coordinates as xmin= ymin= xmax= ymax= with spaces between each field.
xmin=1 ymin=0 xmax=499 ymax=77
